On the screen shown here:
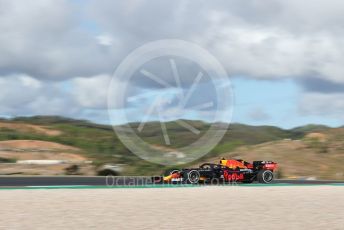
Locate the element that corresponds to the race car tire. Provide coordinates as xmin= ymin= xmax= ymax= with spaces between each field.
xmin=187 ymin=170 xmax=201 ymax=184
xmin=169 ymin=169 xmax=180 ymax=175
xmin=164 ymin=169 xmax=180 ymax=176
xmin=257 ymin=170 xmax=274 ymax=183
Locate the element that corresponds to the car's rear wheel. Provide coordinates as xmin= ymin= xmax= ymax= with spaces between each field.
xmin=187 ymin=170 xmax=200 ymax=184
xmin=257 ymin=170 xmax=274 ymax=183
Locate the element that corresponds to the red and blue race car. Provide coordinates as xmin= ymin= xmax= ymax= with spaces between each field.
xmin=155 ymin=158 xmax=277 ymax=184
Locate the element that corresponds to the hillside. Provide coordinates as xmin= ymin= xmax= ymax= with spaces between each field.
xmin=0 ymin=116 xmax=343 ymax=179
xmin=210 ymin=130 xmax=344 ymax=179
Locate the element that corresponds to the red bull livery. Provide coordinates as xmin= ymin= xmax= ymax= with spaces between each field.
xmin=154 ymin=158 xmax=278 ymax=184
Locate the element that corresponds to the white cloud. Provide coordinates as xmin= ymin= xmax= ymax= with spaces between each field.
xmin=299 ymin=93 xmax=344 ymax=119
xmin=1 ymin=0 xmax=344 ymax=83
xmin=96 ymin=35 xmax=114 ymax=46
xmin=0 ymin=0 xmax=117 ymax=79
xmin=0 ymin=73 xmax=118 ymax=118
xmin=0 ymin=74 xmax=77 ymax=116
xmin=84 ymin=0 xmax=344 ymax=85
xmin=85 ymin=0 xmax=344 ymax=122
xmin=1 ymin=0 xmax=344 ymax=123
xmin=19 ymin=75 xmax=42 ymax=89
xmin=72 ymin=74 xmax=111 ymax=109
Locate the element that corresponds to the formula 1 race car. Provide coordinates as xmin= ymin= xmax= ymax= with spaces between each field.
xmin=153 ymin=158 xmax=277 ymax=184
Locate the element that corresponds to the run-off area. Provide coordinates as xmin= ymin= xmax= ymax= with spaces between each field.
xmin=0 ymin=186 xmax=343 ymax=230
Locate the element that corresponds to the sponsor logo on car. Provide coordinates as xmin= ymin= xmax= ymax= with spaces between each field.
xmin=224 ymin=171 xmax=244 ymax=181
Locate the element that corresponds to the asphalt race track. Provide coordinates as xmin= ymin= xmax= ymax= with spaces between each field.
xmin=0 ymin=176 xmax=150 ymax=187
xmin=0 ymin=176 xmax=343 ymax=187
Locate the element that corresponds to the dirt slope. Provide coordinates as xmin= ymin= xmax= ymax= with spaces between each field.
xmin=0 ymin=140 xmax=85 ymax=161
xmin=212 ymin=129 xmax=344 ymax=179
xmin=0 ymin=122 xmax=61 ymax=136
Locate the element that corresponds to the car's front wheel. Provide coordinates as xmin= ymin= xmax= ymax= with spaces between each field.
xmin=165 ymin=169 xmax=180 ymax=176
xmin=257 ymin=170 xmax=274 ymax=183
xmin=187 ymin=170 xmax=200 ymax=184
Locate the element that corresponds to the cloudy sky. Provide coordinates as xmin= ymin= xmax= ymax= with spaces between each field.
xmin=1 ymin=0 xmax=344 ymax=128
